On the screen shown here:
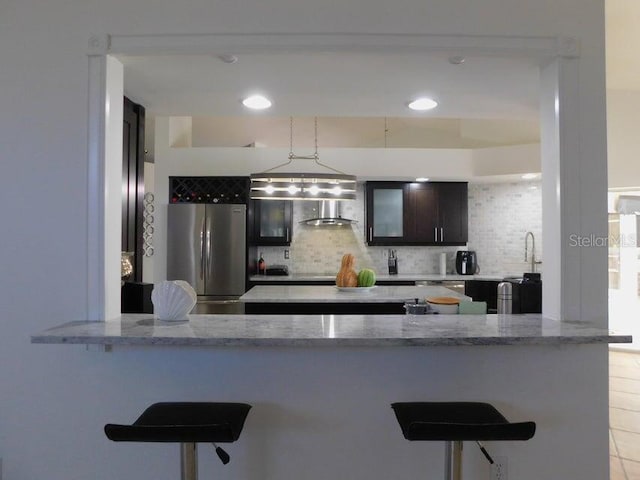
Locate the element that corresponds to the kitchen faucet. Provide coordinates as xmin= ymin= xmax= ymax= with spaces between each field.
xmin=524 ymin=231 xmax=542 ymax=273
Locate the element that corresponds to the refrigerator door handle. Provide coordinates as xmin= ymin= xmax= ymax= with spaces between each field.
xmin=206 ymin=216 xmax=212 ymax=274
xmin=200 ymin=216 xmax=206 ymax=281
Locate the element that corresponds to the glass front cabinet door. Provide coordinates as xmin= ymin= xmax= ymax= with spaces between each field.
xmin=365 ymin=183 xmax=406 ymax=244
xmin=252 ymin=200 xmax=293 ymax=245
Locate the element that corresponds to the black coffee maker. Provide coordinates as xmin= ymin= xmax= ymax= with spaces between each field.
xmin=456 ymin=251 xmax=477 ymax=275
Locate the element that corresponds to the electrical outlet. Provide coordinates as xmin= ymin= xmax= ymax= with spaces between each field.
xmin=491 ymin=456 xmax=507 ymax=480
xmin=284 ymin=249 xmax=290 ymax=259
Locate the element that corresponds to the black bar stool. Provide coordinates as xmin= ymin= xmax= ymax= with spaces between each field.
xmin=391 ymin=402 xmax=535 ymax=480
xmin=105 ymin=402 xmax=251 ymax=480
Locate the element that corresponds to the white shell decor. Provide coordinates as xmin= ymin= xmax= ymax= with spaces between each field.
xmin=151 ymin=280 xmax=197 ymax=321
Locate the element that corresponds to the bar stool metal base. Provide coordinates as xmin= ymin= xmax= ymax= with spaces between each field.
xmin=391 ymin=402 xmax=535 ymax=480
xmin=181 ymin=442 xmax=198 ymax=480
xmin=444 ymin=441 xmax=462 ymax=480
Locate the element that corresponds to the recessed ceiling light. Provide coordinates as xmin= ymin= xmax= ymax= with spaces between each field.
xmin=448 ymin=56 xmax=466 ymax=65
xmin=218 ymin=54 xmax=238 ymax=64
xmin=407 ymin=97 xmax=438 ymax=111
xmin=416 ymin=177 xmax=430 ymax=182
xmin=242 ymin=95 xmax=272 ymax=110
xmin=521 ymin=173 xmax=539 ymax=180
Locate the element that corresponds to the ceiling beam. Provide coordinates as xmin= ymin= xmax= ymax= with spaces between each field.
xmin=90 ymin=33 xmax=579 ymax=59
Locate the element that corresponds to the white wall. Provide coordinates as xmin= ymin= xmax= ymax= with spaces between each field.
xmin=472 ymin=143 xmax=541 ymax=177
xmin=608 ymin=89 xmax=640 ymax=188
xmin=0 ymin=1 xmax=608 ymax=479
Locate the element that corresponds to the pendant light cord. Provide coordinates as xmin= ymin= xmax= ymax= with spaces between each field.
xmin=260 ymin=116 xmax=348 ymax=175
xmin=289 ymin=116 xmax=294 ymax=158
xmin=384 ymin=117 xmax=388 ymax=148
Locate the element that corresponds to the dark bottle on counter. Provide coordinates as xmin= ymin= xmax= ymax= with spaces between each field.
xmin=388 ymin=249 xmax=398 ymax=275
xmin=258 ymin=252 xmax=266 ymax=275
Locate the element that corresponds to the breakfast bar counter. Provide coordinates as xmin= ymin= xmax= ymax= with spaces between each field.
xmin=31 ymin=314 xmax=630 ymax=480
xmin=31 ymin=313 xmax=629 ymax=347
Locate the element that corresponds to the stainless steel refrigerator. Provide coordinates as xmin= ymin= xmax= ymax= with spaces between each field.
xmin=167 ymin=204 xmax=246 ymax=303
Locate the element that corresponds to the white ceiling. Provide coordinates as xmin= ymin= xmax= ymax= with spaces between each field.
xmin=120 ymin=51 xmax=542 ymax=149
xmin=119 ymin=51 xmax=541 ymax=120
xmin=118 ymin=1 xmax=640 ymax=150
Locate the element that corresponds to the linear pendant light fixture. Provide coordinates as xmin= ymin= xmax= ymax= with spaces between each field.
xmin=250 ymin=117 xmax=357 ymax=201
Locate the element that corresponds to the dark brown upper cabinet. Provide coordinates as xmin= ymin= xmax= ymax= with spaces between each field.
xmin=365 ymin=182 xmax=406 ymax=244
xmin=249 ymin=199 xmax=293 ymax=246
xmin=365 ymin=181 xmax=468 ymax=246
xmin=435 ymin=182 xmax=468 ymax=244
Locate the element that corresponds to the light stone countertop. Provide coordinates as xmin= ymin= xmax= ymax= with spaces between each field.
xmin=240 ymin=285 xmax=469 ymax=303
xmin=249 ymin=274 xmax=506 ymax=282
xmin=30 ymin=314 xmax=630 ymax=347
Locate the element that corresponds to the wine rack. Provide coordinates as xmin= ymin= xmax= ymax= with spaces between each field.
xmin=169 ymin=176 xmax=249 ymax=204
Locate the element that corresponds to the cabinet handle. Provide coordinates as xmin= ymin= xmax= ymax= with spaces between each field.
xmin=434 ymin=227 xmax=438 ymax=242
xmin=286 ymin=227 xmax=289 ymax=242
xmin=440 ymin=227 xmax=444 ymax=242
xmin=369 ymin=227 xmax=373 ymax=242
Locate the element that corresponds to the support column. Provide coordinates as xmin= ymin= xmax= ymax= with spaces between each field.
xmin=540 ymin=55 xmax=608 ymax=324
xmin=87 ymin=52 xmax=124 ymax=320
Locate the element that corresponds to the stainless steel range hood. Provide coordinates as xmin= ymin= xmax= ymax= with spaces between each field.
xmin=300 ymin=200 xmax=357 ymax=226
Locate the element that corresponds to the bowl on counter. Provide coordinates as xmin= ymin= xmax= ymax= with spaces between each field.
xmin=403 ymin=302 xmax=432 ymax=315
xmin=426 ymin=296 xmax=460 ymax=314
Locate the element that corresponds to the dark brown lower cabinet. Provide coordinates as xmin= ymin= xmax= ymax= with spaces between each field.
xmin=244 ymin=302 xmax=407 ymax=314
xmin=464 ymin=280 xmax=542 ymax=314
xmin=121 ymin=282 xmax=154 ymax=313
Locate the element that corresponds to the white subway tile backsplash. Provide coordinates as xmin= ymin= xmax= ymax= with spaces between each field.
xmin=258 ymin=181 xmax=542 ymax=277
xmin=467 ymin=182 xmax=542 ymax=275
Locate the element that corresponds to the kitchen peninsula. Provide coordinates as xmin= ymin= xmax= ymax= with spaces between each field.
xmin=240 ymin=284 xmax=469 ymax=314
xmin=31 ymin=313 xmax=629 ymax=480
xmin=32 ymin=313 xmax=627 ymax=347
